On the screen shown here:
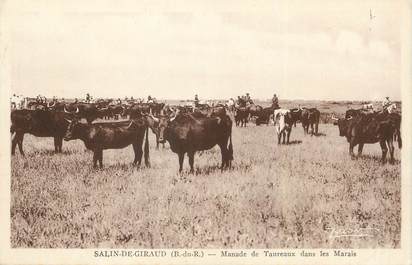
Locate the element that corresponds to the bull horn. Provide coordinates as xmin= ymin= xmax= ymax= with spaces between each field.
xmin=64 ymin=106 xmax=70 ymax=113
xmin=170 ymin=109 xmax=180 ymax=121
xmin=346 ymin=116 xmax=353 ymax=120
xmin=126 ymin=120 xmax=134 ymax=130
xmin=64 ymin=118 xmax=72 ymax=123
xmin=331 ymin=115 xmax=339 ymax=121
xmin=75 ymin=107 xmax=80 ymax=113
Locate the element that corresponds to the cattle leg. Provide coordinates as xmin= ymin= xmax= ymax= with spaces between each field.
xmin=277 ymin=132 xmax=282 ymax=145
xmin=155 ymin=134 xmax=160 ymax=150
xmin=93 ymin=150 xmax=98 ymax=168
xmin=144 ymin=128 xmax=150 ymax=167
xmin=315 ymin=123 xmax=319 ymax=135
xmin=133 ymin=142 xmax=143 ymax=167
xmin=188 ymin=151 xmax=195 ymax=173
xmin=357 ymin=143 xmax=364 ymax=157
xmin=310 ymin=124 xmax=314 ymax=136
xmin=218 ymin=144 xmax=227 ymax=170
xmin=282 ymin=132 xmax=286 ymax=144
xmin=387 ymin=139 xmax=395 ymax=164
xmin=11 ymin=133 xmax=19 ymax=155
xmin=16 ymin=133 xmax=25 ymax=156
xmin=178 ymin=152 xmax=185 ymax=172
xmin=286 ymin=129 xmax=291 ymax=144
xmin=58 ymin=137 xmax=63 ymax=152
xmin=379 ymin=140 xmax=388 ymax=164
xmin=98 ymin=149 xmax=103 ymax=168
xmin=349 ymin=141 xmax=356 ymax=158
xmin=54 ymin=137 xmax=63 ymax=153
xmin=132 ymin=143 xmax=140 ymax=166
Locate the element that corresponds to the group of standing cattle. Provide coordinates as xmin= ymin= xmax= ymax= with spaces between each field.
xmin=10 ymin=100 xmax=233 ymax=172
xmin=234 ymin=104 xmax=321 ymax=144
xmin=332 ymin=107 xmax=402 ymax=164
xmin=10 ymin=99 xmax=402 ymax=172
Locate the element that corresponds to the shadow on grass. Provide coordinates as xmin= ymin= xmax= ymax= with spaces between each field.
xmin=27 ymin=149 xmax=75 ymax=157
xmin=171 ymin=161 xmax=252 ymax=178
xmin=288 ymin=140 xmax=303 ymax=145
xmin=73 ymin=162 xmax=152 ymax=173
xmin=302 ymin=132 xmax=327 ymax=137
xmin=356 ymin=154 xmax=401 ymax=165
xmin=99 ymin=163 xmax=152 ymax=171
xmin=277 ymin=140 xmax=302 ymax=145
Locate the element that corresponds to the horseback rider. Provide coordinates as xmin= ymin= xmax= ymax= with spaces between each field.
xmin=272 ymin=93 xmax=279 ymax=108
xmin=382 ymin=96 xmax=391 ymax=111
xmin=237 ymin=96 xmax=246 ymax=107
xmin=227 ymin=97 xmax=235 ymax=112
xmin=194 ymin=94 xmax=199 ymax=107
xmin=10 ymin=94 xmax=18 ymax=109
xmin=245 ymin=93 xmax=253 ymax=104
xmin=86 ymin=93 xmax=91 ymax=103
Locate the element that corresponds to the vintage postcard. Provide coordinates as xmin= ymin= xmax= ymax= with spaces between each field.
xmin=0 ymin=0 xmax=411 ymax=264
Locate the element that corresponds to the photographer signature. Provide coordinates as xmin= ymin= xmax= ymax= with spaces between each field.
xmin=325 ymin=226 xmax=380 ymax=238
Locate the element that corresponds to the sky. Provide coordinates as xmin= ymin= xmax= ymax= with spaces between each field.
xmin=2 ymin=0 xmax=403 ymax=101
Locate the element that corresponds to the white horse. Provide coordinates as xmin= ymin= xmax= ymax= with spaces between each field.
xmin=226 ymin=98 xmax=235 ymax=112
xmin=10 ymin=95 xmax=26 ymax=110
xmin=386 ymin=103 xmax=397 ymax=113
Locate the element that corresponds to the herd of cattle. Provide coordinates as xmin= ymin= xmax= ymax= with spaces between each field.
xmin=10 ymin=99 xmax=402 ymax=172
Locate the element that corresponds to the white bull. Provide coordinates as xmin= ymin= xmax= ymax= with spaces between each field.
xmin=274 ymin=109 xmax=292 ymax=145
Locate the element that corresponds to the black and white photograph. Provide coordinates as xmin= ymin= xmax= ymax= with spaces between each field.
xmin=1 ymin=0 xmax=411 ymax=264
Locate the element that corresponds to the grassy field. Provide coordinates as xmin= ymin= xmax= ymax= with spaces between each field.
xmin=10 ymin=104 xmax=401 ymax=249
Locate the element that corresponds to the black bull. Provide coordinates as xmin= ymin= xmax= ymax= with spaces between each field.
xmin=64 ymin=103 xmax=109 ymax=124
xmin=301 ymin=108 xmax=320 ymax=135
xmin=333 ymin=113 xmax=402 ymax=164
xmin=11 ymin=109 xmax=71 ymax=155
xmin=122 ymin=103 xmax=165 ymax=117
xmin=153 ymin=112 xmax=233 ymax=172
xmin=63 ymin=118 xmax=150 ymax=168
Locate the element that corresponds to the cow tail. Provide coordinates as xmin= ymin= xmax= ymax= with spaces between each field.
xmin=228 ymin=132 xmax=233 ymax=161
xmin=397 ymin=129 xmax=402 ymax=149
xmin=144 ymin=126 xmax=150 ymax=166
